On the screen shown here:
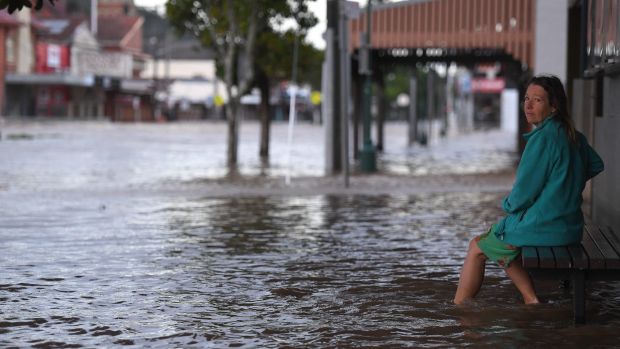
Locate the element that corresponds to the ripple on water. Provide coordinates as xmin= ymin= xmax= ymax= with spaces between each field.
xmin=3 ymin=192 xmax=620 ymax=347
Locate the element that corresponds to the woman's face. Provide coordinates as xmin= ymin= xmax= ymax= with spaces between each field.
xmin=523 ymin=84 xmax=555 ymax=126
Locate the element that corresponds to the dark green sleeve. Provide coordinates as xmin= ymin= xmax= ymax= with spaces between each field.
xmin=586 ymin=143 xmax=604 ymax=180
xmin=502 ymin=134 xmax=553 ymax=214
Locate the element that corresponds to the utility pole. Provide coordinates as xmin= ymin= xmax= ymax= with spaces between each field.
xmin=359 ymin=0 xmax=376 ymax=172
xmin=339 ymin=1 xmax=351 ymax=187
xmin=326 ymin=0 xmax=342 ymax=173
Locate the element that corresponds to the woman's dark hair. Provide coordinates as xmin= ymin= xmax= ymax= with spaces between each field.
xmin=527 ymin=74 xmax=577 ymax=144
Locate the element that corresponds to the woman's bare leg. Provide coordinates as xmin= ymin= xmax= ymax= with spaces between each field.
xmin=504 ymin=259 xmax=539 ymax=304
xmin=454 ymin=237 xmax=488 ymax=304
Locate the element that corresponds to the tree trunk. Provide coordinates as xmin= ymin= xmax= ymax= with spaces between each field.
xmin=258 ymin=71 xmax=271 ymax=159
xmin=226 ymin=99 xmax=238 ymax=168
xmin=223 ymin=0 xmax=258 ymax=168
xmin=223 ymin=0 xmax=237 ymax=168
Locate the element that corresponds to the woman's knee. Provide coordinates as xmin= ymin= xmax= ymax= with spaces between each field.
xmin=468 ymin=236 xmax=480 ymax=251
xmin=467 ymin=237 xmax=487 ymax=260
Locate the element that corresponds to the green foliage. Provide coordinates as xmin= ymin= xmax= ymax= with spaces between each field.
xmin=296 ymin=39 xmax=323 ymax=89
xmin=0 ymin=0 xmax=55 ymax=13
xmin=255 ymin=29 xmax=323 ymax=89
xmin=167 ymin=0 xmax=284 ymax=50
xmin=384 ymin=66 xmax=411 ymax=103
xmin=166 ymin=0 xmax=320 ymax=87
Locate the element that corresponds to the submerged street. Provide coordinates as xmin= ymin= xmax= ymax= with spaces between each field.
xmin=1 ymin=121 xmax=619 ymax=348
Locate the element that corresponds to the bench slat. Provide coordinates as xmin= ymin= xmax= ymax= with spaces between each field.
xmin=581 ymin=229 xmax=606 ymax=269
xmin=521 ymin=225 xmax=618 ymax=325
xmin=585 ymin=224 xmax=620 ymax=269
xmin=551 ymin=246 xmax=572 ymax=268
xmin=538 ymin=247 xmax=556 ymax=268
xmin=522 ymin=247 xmax=539 ymax=268
xmin=600 ymin=226 xmax=620 ymax=262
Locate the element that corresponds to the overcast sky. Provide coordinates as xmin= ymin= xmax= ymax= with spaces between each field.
xmin=132 ymin=0 xmax=374 ymax=50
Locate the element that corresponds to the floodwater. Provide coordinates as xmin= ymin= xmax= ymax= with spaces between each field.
xmin=0 ymin=121 xmax=515 ymax=192
xmin=1 ymin=121 xmax=620 ymax=348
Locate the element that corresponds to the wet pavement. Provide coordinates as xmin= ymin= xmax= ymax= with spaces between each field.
xmin=2 ymin=120 xmax=620 ymax=348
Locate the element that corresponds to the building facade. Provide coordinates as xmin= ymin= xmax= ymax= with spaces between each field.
xmin=0 ymin=11 xmax=21 ymax=114
xmin=3 ymin=0 xmax=154 ymax=121
xmin=575 ymin=0 xmax=620 ymax=233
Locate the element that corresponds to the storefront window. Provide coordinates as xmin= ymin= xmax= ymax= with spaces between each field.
xmin=586 ymin=0 xmax=620 ymax=74
xmin=47 ymin=44 xmax=61 ymax=69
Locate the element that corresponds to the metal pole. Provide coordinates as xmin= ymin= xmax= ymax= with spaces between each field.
xmin=326 ymin=0 xmax=342 ymax=173
xmin=360 ymin=0 xmax=376 ymax=172
xmin=285 ymin=33 xmax=300 ymax=185
xmin=426 ymin=69 xmax=434 ymax=146
xmin=91 ymin=0 xmax=98 ymax=35
xmin=579 ymin=0 xmax=588 ymax=77
xmin=339 ymin=1 xmax=349 ymax=187
xmin=408 ymin=75 xmax=417 ymax=145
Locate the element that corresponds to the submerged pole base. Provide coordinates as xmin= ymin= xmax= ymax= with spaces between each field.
xmin=359 ymin=143 xmax=377 ymax=172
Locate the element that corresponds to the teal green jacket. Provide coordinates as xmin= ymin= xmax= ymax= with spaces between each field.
xmin=496 ymin=116 xmax=604 ymax=246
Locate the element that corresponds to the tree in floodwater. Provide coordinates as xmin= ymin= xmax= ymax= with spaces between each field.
xmin=254 ymin=26 xmax=321 ymax=159
xmin=166 ymin=0 xmax=317 ymax=168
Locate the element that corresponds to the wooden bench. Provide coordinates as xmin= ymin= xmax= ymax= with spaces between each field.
xmin=522 ymin=223 xmax=620 ymax=324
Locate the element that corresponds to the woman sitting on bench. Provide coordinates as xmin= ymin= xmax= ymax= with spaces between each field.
xmin=453 ymin=74 xmax=605 ymax=305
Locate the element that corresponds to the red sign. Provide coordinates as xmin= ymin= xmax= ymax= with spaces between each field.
xmin=471 ymin=78 xmax=505 ymax=93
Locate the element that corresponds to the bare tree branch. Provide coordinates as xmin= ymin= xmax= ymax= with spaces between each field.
xmin=238 ymin=4 xmax=258 ymax=96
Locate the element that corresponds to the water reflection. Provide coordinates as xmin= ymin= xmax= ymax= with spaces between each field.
xmin=156 ymin=194 xmax=478 ymax=347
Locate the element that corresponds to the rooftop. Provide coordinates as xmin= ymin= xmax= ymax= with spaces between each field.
xmin=96 ymin=15 xmax=141 ymax=47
